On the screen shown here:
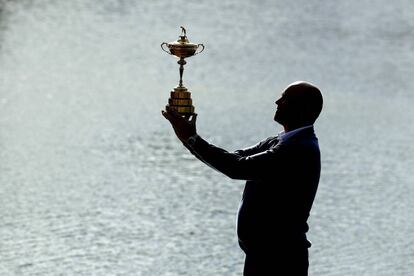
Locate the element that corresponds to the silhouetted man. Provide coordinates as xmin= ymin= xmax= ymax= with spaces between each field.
xmin=162 ymin=81 xmax=323 ymax=275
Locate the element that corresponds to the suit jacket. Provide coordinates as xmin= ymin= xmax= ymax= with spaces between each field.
xmin=185 ymin=127 xmax=320 ymax=253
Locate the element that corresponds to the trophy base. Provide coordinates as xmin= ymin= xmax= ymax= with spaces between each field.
xmin=166 ymin=86 xmax=195 ymax=116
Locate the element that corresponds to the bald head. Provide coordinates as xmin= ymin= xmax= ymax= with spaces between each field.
xmin=274 ymin=81 xmax=323 ymax=129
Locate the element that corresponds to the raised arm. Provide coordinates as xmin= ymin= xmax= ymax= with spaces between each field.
xmin=233 ymin=136 xmax=277 ymax=157
xmin=186 ymin=135 xmax=286 ymax=181
xmin=162 ymin=109 xmax=285 ymax=181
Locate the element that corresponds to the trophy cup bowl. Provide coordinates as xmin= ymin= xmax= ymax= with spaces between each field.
xmin=161 ymin=31 xmax=204 ymax=58
xmin=161 ymin=27 xmax=204 ymax=116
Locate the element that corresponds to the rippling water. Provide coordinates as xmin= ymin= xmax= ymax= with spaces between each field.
xmin=1 ymin=0 xmax=414 ymax=275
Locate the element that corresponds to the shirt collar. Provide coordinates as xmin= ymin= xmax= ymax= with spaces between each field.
xmin=278 ymin=125 xmax=313 ymax=143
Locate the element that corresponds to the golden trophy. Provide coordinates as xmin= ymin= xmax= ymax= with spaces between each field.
xmin=161 ymin=26 xmax=204 ymax=117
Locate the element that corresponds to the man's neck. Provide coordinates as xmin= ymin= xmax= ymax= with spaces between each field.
xmin=284 ymin=124 xmax=306 ymax=133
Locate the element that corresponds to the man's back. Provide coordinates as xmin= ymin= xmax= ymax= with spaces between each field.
xmin=236 ymin=127 xmax=320 ymax=252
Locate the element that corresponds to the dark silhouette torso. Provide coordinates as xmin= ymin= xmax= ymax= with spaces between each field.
xmin=186 ymin=127 xmax=320 ymax=253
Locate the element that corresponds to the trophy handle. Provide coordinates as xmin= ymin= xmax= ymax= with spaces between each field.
xmin=161 ymin=42 xmax=172 ymax=55
xmin=194 ymin=44 xmax=205 ymax=55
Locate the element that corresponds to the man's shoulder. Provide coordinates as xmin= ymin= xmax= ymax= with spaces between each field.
xmin=280 ymin=127 xmax=318 ymax=145
xmin=275 ymin=132 xmax=319 ymax=155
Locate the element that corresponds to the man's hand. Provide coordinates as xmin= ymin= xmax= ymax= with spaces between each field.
xmin=162 ymin=109 xmax=197 ymax=143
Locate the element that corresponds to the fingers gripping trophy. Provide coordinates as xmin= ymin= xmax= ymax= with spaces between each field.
xmin=161 ymin=26 xmax=205 ymax=118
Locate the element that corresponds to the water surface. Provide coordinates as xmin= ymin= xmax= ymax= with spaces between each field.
xmin=1 ymin=0 xmax=414 ymax=275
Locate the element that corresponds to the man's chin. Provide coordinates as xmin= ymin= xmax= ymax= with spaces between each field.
xmin=274 ymin=114 xmax=283 ymax=124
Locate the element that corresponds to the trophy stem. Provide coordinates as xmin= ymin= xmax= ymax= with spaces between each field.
xmin=178 ymin=58 xmax=186 ymax=87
